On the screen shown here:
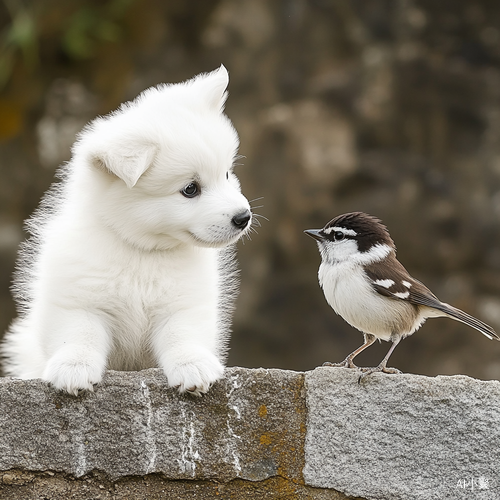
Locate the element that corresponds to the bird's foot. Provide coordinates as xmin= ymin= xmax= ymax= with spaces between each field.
xmin=358 ymin=365 xmax=402 ymax=383
xmin=322 ymin=357 xmax=358 ymax=369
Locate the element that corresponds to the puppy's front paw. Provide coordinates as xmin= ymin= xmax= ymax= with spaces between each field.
xmin=43 ymin=346 xmax=105 ymax=396
xmin=162 ymin=348 xmax=224 ymax=397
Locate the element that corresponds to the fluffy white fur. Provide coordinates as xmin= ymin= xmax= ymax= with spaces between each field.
xmin=1 ymin=66 xmax=252 ymax=396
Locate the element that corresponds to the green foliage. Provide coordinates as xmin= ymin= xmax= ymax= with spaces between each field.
xmin=61 ymin=0 xmax=134 ymax=59
xmin=0 ymin=2 xmax=38 ymax=88
xmin=0 ymin=0 xmax=135 ymax=89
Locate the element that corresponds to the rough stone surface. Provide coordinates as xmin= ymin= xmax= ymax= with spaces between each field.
xmin=0 ymin=471 xmax=352 ymax=500
xmin=1 ymin=366 xmax=499 ymax=499
xmin=304 ymin=367 xmax=500 ymax=500
xmin=0 ymin=367 xmax=306 ymax=482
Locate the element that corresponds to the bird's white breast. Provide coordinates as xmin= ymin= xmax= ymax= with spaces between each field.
xmin=318 ymin=261 xmax=422 ymax=341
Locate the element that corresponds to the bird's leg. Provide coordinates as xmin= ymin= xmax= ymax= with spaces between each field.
xmin=358 ymin=336 xmax=402 ymax=382
xmin=323 ymin=333 xmax=377 ymax=369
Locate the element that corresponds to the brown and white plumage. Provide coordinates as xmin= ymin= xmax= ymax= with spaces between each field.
xmin=305 ymin=212 xmax=498 ymax=379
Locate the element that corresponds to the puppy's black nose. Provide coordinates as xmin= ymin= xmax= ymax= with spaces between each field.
xmin=232 ymin=210 xmax=251 ymax=230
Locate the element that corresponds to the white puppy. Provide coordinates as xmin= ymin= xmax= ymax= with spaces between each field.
xmin=1 ymin=66 xmax=252 ymax=396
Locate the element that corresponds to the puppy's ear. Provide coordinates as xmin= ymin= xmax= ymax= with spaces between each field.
xmin=93 ymin=141 xmax=157 ymax=189
xmin=197 ymin=65 xmax=229 ymax=112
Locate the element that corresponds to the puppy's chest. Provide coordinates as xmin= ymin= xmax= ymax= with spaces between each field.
xmin=94 ymin=268 xmax=169 ymax=329
xmin=87 ymin=253 xmax=214 ymax=316
xmin=113 ymin=268 xmax=173 ymax=301
xmin=95 ymin=262 xmax=172 ymax=304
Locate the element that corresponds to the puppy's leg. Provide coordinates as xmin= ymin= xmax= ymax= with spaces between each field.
xmin=41 ymin=308 xmax=111 ymax=395
xmin=152 ymin=309 xmax=223 ymax=396
xmin=1 ymin=316 xmax=46 ymax=379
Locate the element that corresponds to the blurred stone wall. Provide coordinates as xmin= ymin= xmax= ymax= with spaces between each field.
xmin=1 ymin=0 xmax=500 ymax=379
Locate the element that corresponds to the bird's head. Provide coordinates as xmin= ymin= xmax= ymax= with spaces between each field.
xmin=304 ymin=212 xmax=395 ymax=265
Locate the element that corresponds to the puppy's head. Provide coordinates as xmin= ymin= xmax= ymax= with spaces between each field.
xmin=73 ymin=66 xmax=252 ymax=250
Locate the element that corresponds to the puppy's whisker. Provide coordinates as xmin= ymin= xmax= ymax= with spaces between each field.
xmin=241 ymin=233 xmax=251 ymax=244
xmin=249 ymin=197 xmax=264 ymax=204
xmin=252 ymin=213 xmax=268 ymax=221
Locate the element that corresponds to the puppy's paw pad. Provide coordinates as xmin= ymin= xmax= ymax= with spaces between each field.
xmin=164 ymin=352 xmax=224 ymax=396
xmin=43 ymin=348 xmax=105 ymax=396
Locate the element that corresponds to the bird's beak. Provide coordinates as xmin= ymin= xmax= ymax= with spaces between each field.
xmin=304 ymin=229 xmax=324 ymax=242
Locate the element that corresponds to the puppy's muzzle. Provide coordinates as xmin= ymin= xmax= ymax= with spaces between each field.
xmin=231 ymin=210 xmax=251 ymax=230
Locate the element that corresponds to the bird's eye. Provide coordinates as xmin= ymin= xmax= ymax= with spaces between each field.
xmin=334 ymin=231 xmax=345 ymax=241
xmin=181 ymin=182 xmax=200 ymax=198
xmin=226 ymin=171 xmax=229 ymax=180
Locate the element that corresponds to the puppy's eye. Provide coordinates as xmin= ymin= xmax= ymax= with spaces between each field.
xmin=334 ymin=231 xmax=345 ymax=241
xmin=181 ymin=182 xmax=200 ymax=198
xmin=226 ymin=172 xmax=229 ymax=180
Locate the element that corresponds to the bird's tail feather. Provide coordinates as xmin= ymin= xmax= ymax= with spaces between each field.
xmin=441 ymin=303 xmax=499 ymax=341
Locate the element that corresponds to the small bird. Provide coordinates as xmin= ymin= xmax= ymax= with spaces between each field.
xmin=305 ymin=212 xmax=499 ymax=380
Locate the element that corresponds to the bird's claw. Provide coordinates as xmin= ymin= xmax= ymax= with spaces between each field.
xmin=357 ymin=365 xmax=402 ymax=383
xmin=322 ymin=358 xmax=358 ymax=369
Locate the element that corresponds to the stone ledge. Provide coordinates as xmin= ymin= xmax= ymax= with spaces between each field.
xmin=0 ymin=367 xmax=306 ymax=482
xmin=0 ymin=470 xmax=353 ymax=500
xmin=305 ymin=368 xmax=500 ymax=500
xmin=1 ymin=367 xmax=499 ymax=499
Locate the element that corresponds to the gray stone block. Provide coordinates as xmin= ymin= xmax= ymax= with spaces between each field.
xmin=304 ymin=367 xmax=500 ymax=500
xmin=0 ymin=367 xmax=306 ymax=483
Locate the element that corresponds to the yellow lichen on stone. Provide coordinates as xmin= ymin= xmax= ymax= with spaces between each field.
xmin=258 ymin=404 xmax=268 ymax=418
xmin=260 ymin=433 xmax=272 ymax=445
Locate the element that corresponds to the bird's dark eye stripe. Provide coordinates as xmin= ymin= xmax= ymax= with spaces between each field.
xmin=322 ymin=230 xmax=352 ymax=241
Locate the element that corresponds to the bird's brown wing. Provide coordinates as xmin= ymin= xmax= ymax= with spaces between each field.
xmin=365 ymin=255 xmax=440 ymax=304
xmin=365 ymin=255 xmax=499 ymax=340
